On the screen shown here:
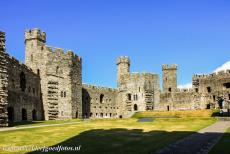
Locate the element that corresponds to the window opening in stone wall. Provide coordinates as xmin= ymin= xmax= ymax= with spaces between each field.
xmin=37 ymin=69 xmax=40 ymax=75
xmin=223 ymin=83 xmax=230 ymax=89
xmin=213 ymin=95 xmax=216 ymax=102
xmin=228 ymin=94 xmax=230 ymax=100
xmin=100 ymin=94 xmax=104 ymax=103
xmin=139 ymin=87 xmax=140 ymax=92
xmin=127 ymin=93 xmax=131 ymax=101
xmin=20 ymin=72 xmax=26 ymax=92
xmin=64 ymin=91 xmax=66 ymax=97
xmin=134 ymin=104 xmax=138 ymax=111
xmin=207 ymin=87 xmax=211 ymax=93
xmin=168 ymin=87 xmax=171 ymax=92
xmin=195 ymin=88 xmax=198 ymax=93
xmin=56 ymin=66 xmax=59 ymax=74
xmin=61 ymin=91 xmax=63 ymax=97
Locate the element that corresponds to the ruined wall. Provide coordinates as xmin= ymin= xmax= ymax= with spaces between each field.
xmin=25 ymin=28 xmax=82 ymax=120
xmin=0 ymin=31 xmax=43 ymax=127
xmin=0 ymin=31 xmax=8 ymax=127
xmin=82 ymin=84 xmax=118 ymax=118
xmin=192 ymin=71 xmax=230 ymax=109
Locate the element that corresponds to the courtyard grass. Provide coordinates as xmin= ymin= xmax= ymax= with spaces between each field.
xmin=132 ymin=109 xmax=219 ymax=118
xmin=209 ymin=127 xmax=230 ymax=154
xmin=0 ymin=116 xmax=217 ymax=154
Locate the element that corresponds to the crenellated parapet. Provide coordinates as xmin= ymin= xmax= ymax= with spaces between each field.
xmin=116 ymin=56 xmax=130 ymax=65
xmin=25 ymin=28 xmax=46 ymax=43
xmin=0 ymin=31 xmax=6 ymax=51
xmin=193 ymin=69 xmax=230 ymax=80
xmin=83 ymin=84 xmax=117 ymax=92
xmin=162 ymin=64 xmax=177 ymax=70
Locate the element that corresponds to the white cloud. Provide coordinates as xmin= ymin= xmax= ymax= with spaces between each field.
xmin=214 ymin=60 xmax=230 ymax=73
xmin=178 ymin=83 xmax=192 ymax=89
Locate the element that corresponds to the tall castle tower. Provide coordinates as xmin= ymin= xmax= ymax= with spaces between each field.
xmin=0 ymin=31 xmax=8 ymax=126
xmin=162 ymin=64 xmax=177 ymax=92
xmin=25 ymin=28 xmax=46 ymax=74
xmin=117 ymin=56 xmax=130 ymax=87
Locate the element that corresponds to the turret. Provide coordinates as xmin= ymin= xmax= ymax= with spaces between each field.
xmin=162 ymin=64 xmax=177 ymax=92
xmin=117 ymin=56 xmax=130 ymax=87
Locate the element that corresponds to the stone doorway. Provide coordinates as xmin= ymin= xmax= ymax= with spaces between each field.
xmin=7 ymin=107 xmax=14 ymax=122
xmin=22 ymin=108 xmax=27 ymax=121
xmin=32 ymin=109 xmax=37 ymax=120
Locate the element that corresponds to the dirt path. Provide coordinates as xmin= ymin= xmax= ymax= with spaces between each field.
xmin=155 ymin=120 xmax=230 ymax=154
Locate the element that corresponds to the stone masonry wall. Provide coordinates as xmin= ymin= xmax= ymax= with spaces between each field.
xmin=82 ymin=84 xmax=118 ymax=118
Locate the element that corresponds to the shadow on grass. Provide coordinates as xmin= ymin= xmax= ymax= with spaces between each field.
xmin=26 ymin=128 xmax=229 ymax=154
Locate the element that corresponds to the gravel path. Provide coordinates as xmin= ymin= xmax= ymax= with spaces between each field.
xmin=155 ymin=120 xmax=230 ymax=154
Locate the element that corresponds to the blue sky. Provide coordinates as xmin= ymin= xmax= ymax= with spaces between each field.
xmin=1 ymin=0 xmax=230 ymax=88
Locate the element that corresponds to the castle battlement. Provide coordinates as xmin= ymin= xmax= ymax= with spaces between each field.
xmin=116 ymin=56 xmax=130 ymax=65
xmin=25 ymin=28 xmax=46 ymax=43
xmin=83 ymin=84 xmax=117 ymax=92
xmin=193 ymin=70 xmax=230 ymax=79
xmin=162 ymin=64 xmax=177 ymax=70
xmin=43 ymin=45 xmax=81 ymax=62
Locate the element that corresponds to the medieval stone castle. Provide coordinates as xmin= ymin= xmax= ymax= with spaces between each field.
xmin=0 ymin=28 xmax=229 ymax=127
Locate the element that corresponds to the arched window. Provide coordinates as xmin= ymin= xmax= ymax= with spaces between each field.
xmin=100 ymin=94 xmax=104 ymax=103
xmin=134 ymin=104 xmax=138 ymax=111
xmin=37 ymin=69 xmax=40 ymax=75
xmin=61 ymin=91 xmax=63 ymax=97
xmin=20 ymin=72 xmax=26 ymax=92
xmin=127 ymin=93 xmax=132 ymax=101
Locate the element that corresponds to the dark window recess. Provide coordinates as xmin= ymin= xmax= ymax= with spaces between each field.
xmin=195 ymin=88 xmax=198 ymax=93
xmin=64 ymin=92 xmax=66 ymax=97
xmin=100 ymin=94 xmax=104 ymax=103
xmin=207 ymin=87 xmax=211 ymax=93
xmin=37 ymin=69 xmax=40 ymax=75
xmin=213 ymin=95 xmax=216 ymax=101
xmin=168 ymin=88 xmax=172 ymax=92
xmin=223 ymin=83 xmax=230 ymax=88
xmin=61 ymin=91 xmax=63 ymax=97
xmin=228 ymin=94 xmax=230 ymax=100
xmin=127 ymin=94 xmax=131 ymax=100
xmin=20 ymin=72 xmax=26 ymax=92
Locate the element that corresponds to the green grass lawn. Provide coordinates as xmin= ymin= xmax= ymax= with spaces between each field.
xmin=0 ymin=115 xmax=216 ymax=154
xmin=209 ymin=127 xmax=230 ymax=154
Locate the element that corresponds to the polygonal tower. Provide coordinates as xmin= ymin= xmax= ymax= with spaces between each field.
xmin=25 ymin=28 xmax=46 ymax=73
xmin=162 ymin=64 xmax=177 ymax=92
xmin=116 ymin=56 xmax=130 ymax=87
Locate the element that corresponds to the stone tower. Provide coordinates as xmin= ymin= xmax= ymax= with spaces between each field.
xmin=0 ymin=31 xmax=8 ymax=127
xmin=162 ymin=64 xmax=177 ymax=92
xmin=117 ymin=56 xmax=130 ymax=87
xmin=25 ymin=28 xmax=46 ymax=73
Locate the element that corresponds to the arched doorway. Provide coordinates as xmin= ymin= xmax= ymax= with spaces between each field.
xmin=7 ymin=107 xmax=14 ymax=122
xmin=22 ymin=108 xmax=27 ymax=121
xmin=32 ymin=109 xmax=37 ymax=120
xmin=134 ymin=104 xmax=138 ymax=111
